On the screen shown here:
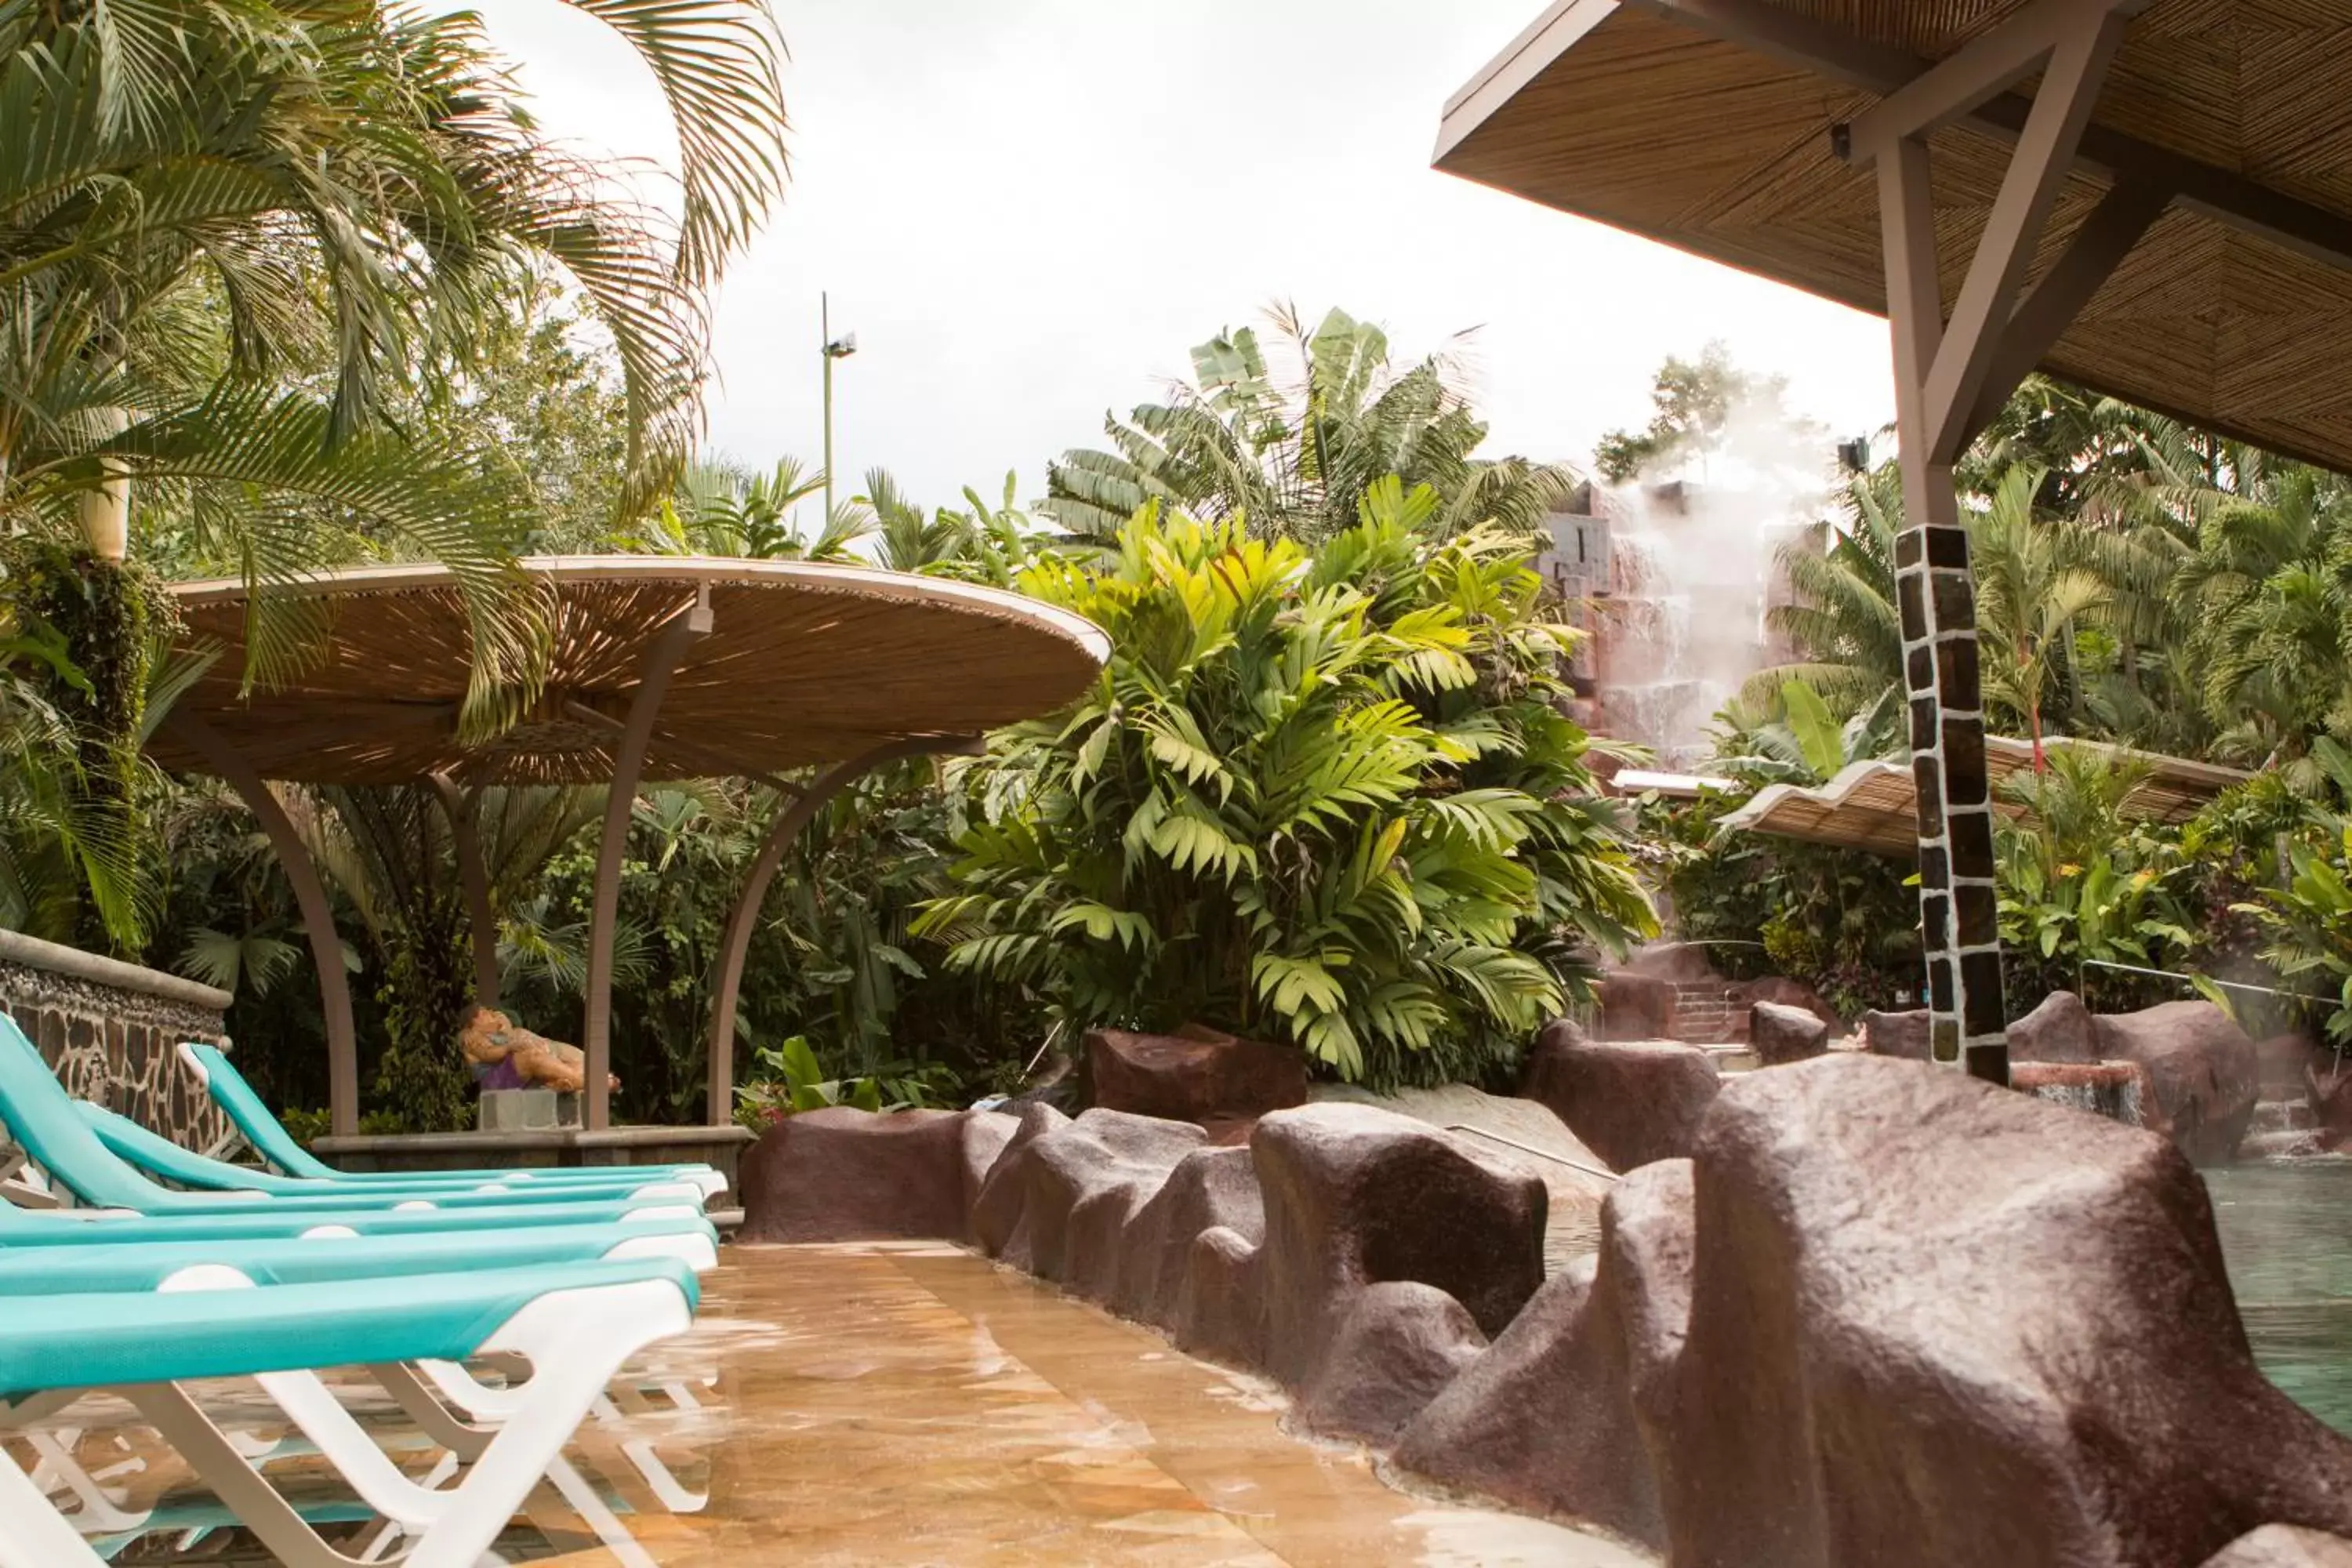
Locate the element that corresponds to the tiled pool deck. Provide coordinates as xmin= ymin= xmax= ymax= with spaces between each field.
xmin=74 ymin=1243 xmax=1646 ymax=1565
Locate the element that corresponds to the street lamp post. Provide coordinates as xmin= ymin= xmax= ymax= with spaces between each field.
xmin=820 ymin=291 xmax=858 ymax=523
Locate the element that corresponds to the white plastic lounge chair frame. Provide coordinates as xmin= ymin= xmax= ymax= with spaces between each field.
xmin=0 ymin=1272 xmax=689 ymax=1568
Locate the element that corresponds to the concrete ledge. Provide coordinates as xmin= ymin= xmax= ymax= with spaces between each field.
xmin=314 ymin=1124 xmax=755 ymax=1188
xmin=0 ymin=928 xmax=231 ymax=1012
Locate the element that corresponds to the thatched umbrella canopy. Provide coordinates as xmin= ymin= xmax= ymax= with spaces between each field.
xmin=151 ymin=556 xmax=1109 ymax=784
xmin=154 ymin=557 xmax=1109 ymax=1136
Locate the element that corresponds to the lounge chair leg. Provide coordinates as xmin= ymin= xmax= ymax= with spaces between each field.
xmin=0 ymin=1445 xmax=105 ymax=1568
xmin=367 ymin=1363 xmax=492 ymax=1460
xmin=122 ymin=1385 xmax=371 ymax=1568
xmin=20 ymin=1428 xmax=149 ymax=1531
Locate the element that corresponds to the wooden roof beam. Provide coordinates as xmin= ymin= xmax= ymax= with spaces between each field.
xmin=1840 ymin=0 xmax=2148 ymax=167
xmin=1613 ymin=0 xmax=2352 ymax=274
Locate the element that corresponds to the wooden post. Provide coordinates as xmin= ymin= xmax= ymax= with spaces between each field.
xmin=429 ymin=774 xmax=499 ymax=1013
xmin=165 ymin=713 xmax=360 ymax=1135
xmin=583 ymin=587 xmax=712 ymax=1130
xmin=705 ymin=736 xmax=980 ymax=1126
xmin=1848 ymin=0 xmax=2146 ymax=1081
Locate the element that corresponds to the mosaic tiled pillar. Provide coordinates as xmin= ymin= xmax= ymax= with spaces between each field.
xmin=1893 ymin=466 xmax=2007 ymax=1083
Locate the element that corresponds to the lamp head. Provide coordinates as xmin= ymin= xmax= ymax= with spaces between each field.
xmin=825 ymin=332 xmax=858 ymax=359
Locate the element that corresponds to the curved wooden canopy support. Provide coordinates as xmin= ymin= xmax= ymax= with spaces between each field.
xmin=584 ymin=588 xmax=712 ymax=1129
xmin=163 ymin=712 xmax=359 ymax=1137
xmin=428 ymin=775 xmax=499 ymax=1014
xmin=704 ymin=735 xmax=983 ymax=1126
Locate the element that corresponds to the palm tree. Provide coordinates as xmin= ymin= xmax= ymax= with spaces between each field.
xmin=1755 ymin=466 xmax=1904 ymax=714
xmin=625 ymin=457 xmax=873 ymax=561
xmin=1969 ymin=465 xmax=2112 ymax=768
xmin=2 ymin=0 xmax=789 ymax=710
xmin=1041 ymin=304 xmax=1579 ymax=546
xmin=2175 ymin=468 xmax=2352 ymax=772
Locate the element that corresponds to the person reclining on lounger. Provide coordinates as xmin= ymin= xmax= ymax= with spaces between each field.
xmin=459 ymin=1007 xmax=619 ymax=1095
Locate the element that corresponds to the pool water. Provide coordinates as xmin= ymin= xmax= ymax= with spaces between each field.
xmin=2209 ymin=1161 xmax=2352 ymax=1432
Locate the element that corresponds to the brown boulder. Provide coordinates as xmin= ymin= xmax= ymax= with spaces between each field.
xmin=969 ymin=1102 xmax=1069 ymax=1264
xmin=1395 ymin=1158 xmax=1694 ymax=1549
xmin=2205 ymin=1526 xmax=2352 ymax=1566
xmin=1022 ymin=1109 xmax=1203 ymax=1298
xmin=2095 ymin=1000 xmax=2259 ymax=1163
xmin=1730 ymin=975 xmax=1840 ymax=1032
xmin=961 ymin=1108 xmax=1016 ymax=1205
xmin=1292 ymin=1282 xmax=1487 ymax=1446
xmin=1112 ymin=1145 xmax=1263 ymax=1329
xmin=2311 ymin=1062 xmax=2352 ymax=1148
xmin=2008 ymin=988 xmax=2099 ymax=1064
xmin=1522 ymin=1019 xmax=1720 ymax=1172
xmin=1171 ymin=1224 xmax=1266 ymax=1367
xmin=736 ymin=1107 xmax=970 ymax=1244
xmin=2261 ymin=1034 xmax=2331 ymax=1100
xmin=1594 ymin=970 xmax=1676 ymax=1040
xmin=1250 ymin=1104 xmax=1546 ymax=1385
xmin=1750 ymin=1000 xmax=1830 ymax=1067
xmin=1859 ymin=1008 xmax=1932 ymax=1062
xmin=1664 ymin=1052 xmax=2352 ymax=1568
xmin=2011 ymin=1059 xmax=2159 ymax=1130
xmin=1084 ymin=1026 xmax=1307 ymax=1126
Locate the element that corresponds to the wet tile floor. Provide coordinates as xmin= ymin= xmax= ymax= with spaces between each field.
xmin=71 ymin=1242 xmax=1647 ymax=1566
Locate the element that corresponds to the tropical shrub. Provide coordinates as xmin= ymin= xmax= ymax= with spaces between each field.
xmin=1639 ymin=789 xmax=1921 ymax=1018
xmin=915 ymin=481 xmax=1656 ymax=1091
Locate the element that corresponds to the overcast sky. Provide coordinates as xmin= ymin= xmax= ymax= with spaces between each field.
xmin=476 ymin=0 xmax=1900 ymax=510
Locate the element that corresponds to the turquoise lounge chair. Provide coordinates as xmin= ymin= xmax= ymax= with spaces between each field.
xmin=0 ymin=1219 xmax=717 ymax=1294
xmin=182 ymin=1042 xmax=728 ymax=1200
xmin=0 ymin=1257 xmax=697 ymax=1568
xmin=0 ymin=1018 xmax=698 ymax=1228
xmin=0 ymin=1188 xmax=716 ymax=1249
xmin=78 ymin=1101 xmax=703 ymax=1210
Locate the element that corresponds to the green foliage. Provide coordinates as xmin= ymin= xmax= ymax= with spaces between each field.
xmin=1640 ymin=789 xmax=1919 ymax=1018
xmin=1044 ymin=306 xmax=1577 ymax=547
xmin=1593 ymin=341 xmax=1824 ymax=485
xmin=371 ymin=894 xmax=474 ymax=1134
xmin=0 ymin=542 xmax=177 ymax=949
xmin=731 ymin=1033 xmax=960 ymax=1129
xmin=917 ymin=482 xmax=1655 ymax=1090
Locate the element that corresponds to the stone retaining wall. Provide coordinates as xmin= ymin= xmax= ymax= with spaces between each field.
xmin=0 ymin=928 xmax=234 ymax=1152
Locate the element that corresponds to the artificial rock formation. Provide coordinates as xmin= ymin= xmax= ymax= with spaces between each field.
xmin=1395 ymin=1158 xmax=1694 ymax=1550
xmin=1250 ymin=1105 xmax=1545 ymax=1371
xmin=736 ymin=1106 xmax=971 ymax=1244
xmin=1748 ymin=1000 xmax=1830 ymax=1067
xmin=1594 ymin=970 xmax=1676 ymax=1041
xmin=1240 ymin=1105 xmax=1541 ymax=1442
xmin=1858 ymin=1008 xmax=1932 ymax=1062
xmin=1084 ymin=1027 xmax=1307 ymax=1131
xmin=1664 ymin=1053 xmax=2352 ymax=1568
xmin=1020 ymin=1109 xmax=1205 ymax=1298
xmin=1294 ymin=1281 xmax=1487 ymax=1446
xmin=969 ymin=1102 xmax=1069 ymax=1265
xmin=2093 ymin=1000 xmax=2259 ymax=1163
xmin=2009 ymin=1060 xmax=2155 ymax=1128
xmin=1521 ymin=1018 xmax=1719 ymax=1172
xmin=2006 ymin=988 xmax=2099 ymax=1064
xmin=2205 ymin=1526 xmax=2352 ymax=1567
xmin=1729 ymin=975 xmax=1840 ymax=1032
xmin=1112 ymin=1145 xmax=1263 ymax=1328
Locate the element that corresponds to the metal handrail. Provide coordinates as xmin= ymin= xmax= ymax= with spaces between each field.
xmin=1443 ymin=1123 xmax=1618 ymax=1184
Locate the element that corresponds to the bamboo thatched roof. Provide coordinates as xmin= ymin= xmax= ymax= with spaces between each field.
xmin=150 ymin=557 xmax=1109 ymax=786
xmin=1437 ymin=1 xmax=2352 ymax=474
xmin=1718 ymin=735 xmax=2249 ymax=856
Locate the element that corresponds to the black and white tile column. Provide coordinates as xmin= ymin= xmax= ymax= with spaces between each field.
xmin=1895 ymin=495 xmax=2006 ymax=1082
